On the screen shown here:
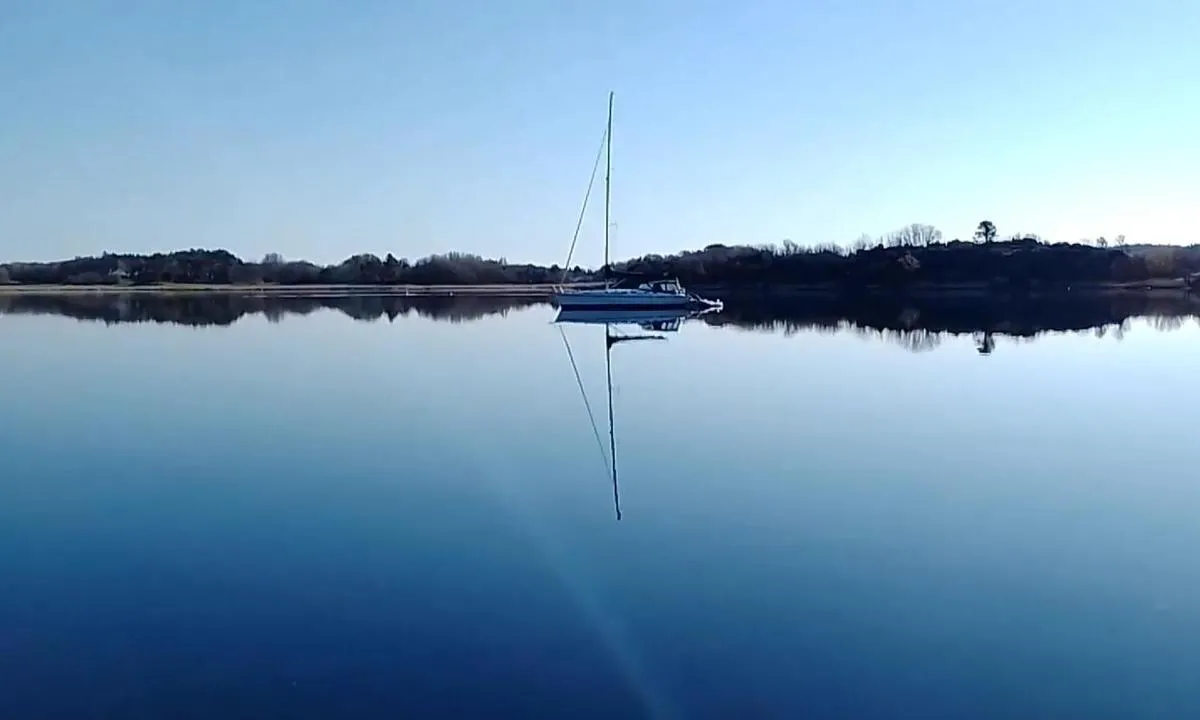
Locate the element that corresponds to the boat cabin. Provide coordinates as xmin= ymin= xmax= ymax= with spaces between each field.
xmin=642 ymin=279 xmax=684 ymax=294
xmin=612 ymin=275 xmax=686 ymax=295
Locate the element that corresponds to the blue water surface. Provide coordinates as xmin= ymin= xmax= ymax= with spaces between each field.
xmin=2 ymin=303 xmax=1199 ymax=718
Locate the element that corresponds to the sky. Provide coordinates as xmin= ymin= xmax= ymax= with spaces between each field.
xmin=1 ymin=0 xmax=1197 ymax=266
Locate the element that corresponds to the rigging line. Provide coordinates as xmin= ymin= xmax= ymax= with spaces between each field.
xmin=560 ymin=125 xmax=609 ymax=284
xmin=559 ymin=325 xmax=613 ymax=485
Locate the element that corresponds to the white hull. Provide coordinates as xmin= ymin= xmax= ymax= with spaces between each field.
xmin=553 ymin=289 xmax=694 ymax=309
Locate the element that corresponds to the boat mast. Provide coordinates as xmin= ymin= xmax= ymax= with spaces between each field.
xmin=605 ymin=323 xmax=621 ymax=521
xmin=603 ymin=91 xmax=613 ymax=281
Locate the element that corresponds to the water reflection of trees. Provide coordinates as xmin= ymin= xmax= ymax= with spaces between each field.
xmin=3 ymin=291 xmax=1198 ymax=355
xmin=0 ymin=292 xmax=541 ymax=327
xmin=702 ymin=292 xmax=1200 ymax=354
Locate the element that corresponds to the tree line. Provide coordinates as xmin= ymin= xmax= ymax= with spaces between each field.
xmin=1 ymin=222 xmax=1197 ymax=288
xmin=0 ymin=250 xmax=574 ymax=287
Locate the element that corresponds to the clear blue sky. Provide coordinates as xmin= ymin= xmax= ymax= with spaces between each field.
xmin=2 ymin=0 xmax=1197 ymax=265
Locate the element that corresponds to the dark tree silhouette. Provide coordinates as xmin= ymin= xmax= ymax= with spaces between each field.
xmin=974 ymin=221 xmax=998 ymax=244
xmin=1 ymin=229 xmax=1198 ymax=289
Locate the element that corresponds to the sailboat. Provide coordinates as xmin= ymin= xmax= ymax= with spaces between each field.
xmin=553 ymin=93 xmax=722 ymax=312
xmin=557 ymin=307 xmax=702 ymax=520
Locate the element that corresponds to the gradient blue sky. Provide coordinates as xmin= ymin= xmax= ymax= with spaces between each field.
xmin=2 ymin=0 xmax=1197 ymax=265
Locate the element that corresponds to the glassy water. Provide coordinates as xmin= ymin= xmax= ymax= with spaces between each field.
xmin=3 ymin=293 xmax=1200 ymax=719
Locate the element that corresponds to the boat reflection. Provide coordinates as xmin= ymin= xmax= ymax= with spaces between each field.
xmin=554 ymin=307 xmax=708 ymax=520
xmin=555 ymin=306 xmax=718 ymax=333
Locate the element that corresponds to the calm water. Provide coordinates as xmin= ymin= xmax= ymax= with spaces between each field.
xmin=3 ymin=294 xmax=1200 ymax=719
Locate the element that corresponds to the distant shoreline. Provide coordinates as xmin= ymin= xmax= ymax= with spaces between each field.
xmin=0 ymin=279 xmax=1190 ymax=299
xmin=0 ymin=283 xmax=578 ymax=297
xmin=5 ymin=238 xmax=1198 ymax=293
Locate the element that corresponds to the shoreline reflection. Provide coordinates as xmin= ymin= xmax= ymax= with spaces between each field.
xmin=1 ymin=291 xmax=1196 ymax=354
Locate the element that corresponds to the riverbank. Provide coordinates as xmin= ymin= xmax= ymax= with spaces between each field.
xmin=5 ymin=239 xmax=1198 ymax=291
xmin=693 ymin=278 xmax=1193 ymax=299
xmin=3 ymin=281 xmax=1197 ymax=336
xmin=0 ymin=283 xmax=585 ymax=297
xmin=0 ymin=278 xmax=1191 ymax=299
